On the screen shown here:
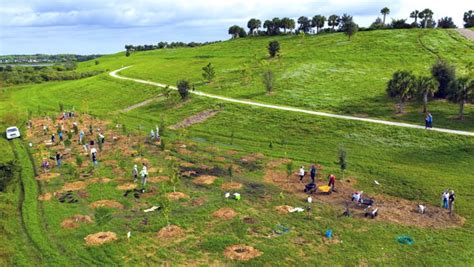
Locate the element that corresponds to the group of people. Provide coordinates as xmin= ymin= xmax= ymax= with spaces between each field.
xmin=441 ymin=189 xmax=456 ymax=213
xmin=299 ymin=165 xmax=336 ymax=192
xmin=61 ymin=111 xmax=75 ymax=120
xmin=132 ymin=163 xmax=149 ymax=187
xmin=149 ymin=126 xmax=161 ymax=141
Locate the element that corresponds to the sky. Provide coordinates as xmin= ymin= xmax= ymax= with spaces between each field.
xmin=0 ymin=0 xmax=472 ymax=55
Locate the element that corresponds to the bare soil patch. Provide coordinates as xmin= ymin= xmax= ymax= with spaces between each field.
xmin=240 ymin=153 xmax=264 ymax=164
xmin=133 ymin=157 xmax=149 ymax=165
xmin=38 ymin=192 xmax=52 ymax=201
xmin=148 ymin=176 xmax=169 ymax=183
xmin=224 ymin=245 xmax=262 ymax=261
xmin=193 ymin=175 xmax=217 ymax=185
xmin=180 ymin=162 xmax=195 ymax=168
xmin=61 ymin=215 xmax=93 ymax=229
xmin=169 ymin=110 xmax=219 ymax=130
xmin=90 ymin=200 xmax=124 ymax=209
xmin=191 ymin=197 xmax=207 ymax=206
xmin=85 ymin=232 xmax=117 ymax=246
xmin=167 ymin=192 xmax=190 ymax=201
xmin=264 ymin=167 xmax=464 ymax=228
xmin=86 ymin=177 xmax=112 ymax=184
xmin=213 ymin=208 xmax=237 ymax=220
xmin=116 ymin=183 xmax=137 ymax=190
xmin=275 ymin=205 xmax=294 ymax=214
xmin=177 ymin=148 xmax=193 ymax=155
xmin=60 ymin=181 xmax=87 ymax=192
xmin=221 ymin=182 xmax=243 ymax=190
xmin=156 ymin=225 xmax=184 ymax=239
xmin=36 ymin=172 xmax=60 ymax=181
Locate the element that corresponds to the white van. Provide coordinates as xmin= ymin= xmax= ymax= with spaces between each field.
xmin=6 ymin=126 xmax=21 ymax=140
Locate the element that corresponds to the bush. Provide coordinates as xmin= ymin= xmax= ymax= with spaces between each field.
xmin=177 ymin=80 xmax=190 ymax=100
xmin=431 ymin=60 xmax=456 ymax=98
xmin=268 ymin=41 xmax=280 ymax=57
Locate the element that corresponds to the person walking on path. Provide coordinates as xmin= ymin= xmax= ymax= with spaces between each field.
xmin=310 ymin=165 xmax=317 ymax=184
xmin=328 ymin=174 xmax=336 ymax=192
xmin=299 ymin=166 xmax=305 ymax=182
xmin=140 ymin=164 xmax=148 ymax=187
xmin=428 ymin=113 xmax=433 ymax=128
xmin=132 ymin=164 xmax=138 ymax=182
xmin=448 ymin=190 xmax=455 ymax=214
xmin=55 ymin=152 xmax=61 ymax=167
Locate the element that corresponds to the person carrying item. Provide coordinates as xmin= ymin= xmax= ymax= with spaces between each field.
xmin=299 ymin=166 xmax=305 ymax=182
xmin=132 ymin=164 xmax=138 ymax=182
xmin=55 ymin=151 xmax=61 ymax=167
xmin=310 ymin=164 xmax=317 ymax=184
xmin=328 ymin=174 xmax=336 ymax=192
xmin=448 ymin=190 xmax=455 ymax=214
xmin=92 ymin=152 xmax=98 ymax=166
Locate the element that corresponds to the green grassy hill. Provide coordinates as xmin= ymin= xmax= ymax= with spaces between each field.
xmin=0 ymin=29 xmax=473 ymax=266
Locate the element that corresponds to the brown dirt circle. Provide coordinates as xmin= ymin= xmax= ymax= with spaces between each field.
xmin=275 ymin=205 xmax=294 ymax=214
xmin=167 ymin=192 xmax=190 ymax=201
xmin=224 ymin=245 xmax=262 ymax=261
xmin=148 ymin=176 xmax=170 ymax=183
xmin=213 ymin=208 xmax=237 ymax=220
xmin=84 ymin=232 xmax=117 ymax=246
xmin=60 ymin=181 xmax=88 ymax=192
xmin=221 ymin=182 xmax=243 ymax=190
xmin=36 ymin=172 xmax=60 ymax=181
xmin=193 ymin=175 xmax=217 ymax=185
xmin=116 ymin=183 xmax=137 ymax=190
xmin=61 ymin=215 xmax=93 ymax=229
xmin=89 ymin=200 xmax=124 ymax=209
xmin=38 ymin=192 xmax=52 ymax=201
xmin=157 ymin=225 xmax=184 ymax=239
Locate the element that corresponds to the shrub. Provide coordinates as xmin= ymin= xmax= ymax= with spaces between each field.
xmin=75 ymin=155 xmax=83 ymax=167
xmin=202 ymin=63 xmax=215 ymax=82
xmin=268 ymin=41 xmax=280 ymax=57
xmin=177 ymin=80 xmax=190 ymax=100
xmin=431 ymin=60 xmax=456 ymax=98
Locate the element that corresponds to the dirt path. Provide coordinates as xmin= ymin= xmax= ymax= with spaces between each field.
xmin=110 ymin=67 xmax=474 ymax=137
xmin=121 ymin=95 xmax=162 ymax=112
xmin=456 ymin=28 xmax=474 ymax=41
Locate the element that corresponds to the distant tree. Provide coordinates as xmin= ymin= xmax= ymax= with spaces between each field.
xmin=448 ymin=77 xmax=474 ymax=120
xmin=228 ymin=25 xmax=245 ymax=38
xmin=419 ymin=9 xmax=434 ymax=28
xmin=297 ymin=16 xmax=312 ymax=33
xmin=247 ymin=18 xmax=262 ymax=35
xmin=287 ymin=18 xmax=296 ymax=33
xmin=338 ymin=147 xmax=347 ymax=179
xmin=268 ymin=41 xmax=280 ymax=57
xmin=177 ymin=80 xmax=190 ymax=100
xmin=387 ymin=70 xmax=416 ymax=113
xmin=416 ymin=76 xmax=439 ymax=113
xmin=263 ymin=70 xmax=275 ymax=94
xmin=381 ymin=7 xmax=390 ymax=25
xmin=370 ymin=17 xmax=384 ymax=29
xmin=125 ymin=50 xmax=131 ymax=57
xmin=272 ymin=17 xmax=282 ymax=35
xmin=338 ymin=14 xmax=353 ymax=31
xmin=464 ymin=10 xmax=474 ymax=28
xmin=410 ymin=10 xmax=420 ymax=25
xmin=95 ymin=60 xmax=99 ymax=65
xmin=202 ymin=63 xmax=215 ymax=82
xmin=437 ymin=17 xmax=457 ymax=28
xmin=328 ymin=15 xmax=340 ymax=31
xmin=263 ymin=20 xmax=274 ymax=35
xmin=281 ymin=17 xmax=292 ymax=33
xmin=345 ymin=22 xmax=359 ymax=40
xmin=312 ymin=15 xmax=326 ymax=33
xmin=391 ymin=19 xmax=411 ymax=29
xmin=431 ymin=60 xmax=456 ymax=98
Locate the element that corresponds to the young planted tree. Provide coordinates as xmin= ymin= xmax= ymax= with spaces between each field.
xmin=328 ymin=15 xmax=340 ymax=31
xmin=263 ymin=70 xmax=275 ymax=94
xmin=416 ymin=76 xmax=439 ymax=113
xmin=448 ymin=77 xmax=474 ymax=120
xmin=170 ymin=163 xmax=180 ymax=193
xmin=268 ymin=41 xmax=280 ymax=57
xmin=177 ymin=80 xmax=190 ymax=101
xmin=94 ymin=207 xmax=113 ymax=229
xmin=338 ymin=147 xmax=347 ymax=179
xmin=345 ymin=22 xmax=358 ymax=40
xmin=202 ymin=63 xmax=215 ymax=82
xmin=381 ymin=7 xmax=390 ymax=25
xmin=228 ymin=165 xmax=233 ymax=183
xmin=286 ymin=161 xmax=294 ymax=184
xmin=431 ymin=60 xmax=456 ymax=98
xmin=387 ymin=70 xmax=416 ymax=113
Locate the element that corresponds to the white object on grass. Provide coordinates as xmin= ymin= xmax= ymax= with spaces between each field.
xmin=127 ymin=231 xmax=131 ymax=239
xmin=144 ymin=206 xmax=160 ymax=213
xmin=374 ymin=180 xmax=380 ymax=185
xmin=307 ymin=197 xmax=312 ymax=203
xmin=289 ymin=207 xmax=305 ymax=213
xmin=225 ymin=192 xmax=230 ymax=198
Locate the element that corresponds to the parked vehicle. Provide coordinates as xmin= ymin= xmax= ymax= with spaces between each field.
xmin=6 ymin=126 xmax=21 ymax=140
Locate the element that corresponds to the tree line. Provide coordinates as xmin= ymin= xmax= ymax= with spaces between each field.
xmin=387 ymin=61 xmax=474 ymax=119
xmin=124 ymin=41 xmax=221 ymax=56
xmin=228 ymin=9 xmax=474 ymax=38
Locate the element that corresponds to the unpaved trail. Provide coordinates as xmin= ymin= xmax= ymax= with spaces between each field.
xmin=121 ymin=95 xmax=162 ymax=112
xmin=456 ymin=28 xmax=474 ymax=41
xmin=110 ymin=67 xmax=474 ymax=137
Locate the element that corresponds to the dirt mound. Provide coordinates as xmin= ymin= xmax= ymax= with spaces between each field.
xmin=116 ymin=183 xmax=137 ymax=190
xmin=213 ymin=208 xmax=237 ymax=220
xmin=243 ymin=217 xmax=258 ymax=224
xmin=36 ymin=172 xmax=60 ymax=181
xmin=60 ymin=181 xmax=87 ymax=192
xmin=167 ymin=192 xmax=190 ymax=200
xmin=275 ymin=205 xmax=294 ymax=214
xmin=61 ymin=219 xmax=79 ymax=229
xmin=148 ymin=176 xmax=169 ymax=183
xmin=86 ymin=177 xmax=111 ymax=184
xmin=90 ymin=200 xmax=123 ymax=209
xmin=240 ymin=153 xmax=265 ymax=164
xmin=264 ymin=168 xmax=465 ymax=229
xmin=191 ymin=197 xmax=206 ymax=206
xmin=221 ymin=182 xmax=243 ymax=190
xmin=169 ymin=110 xmax=219 ymax=130
xmin=147 ymin=167 xmax=159 ymax=173
xmin=224 ymin=245 xmax=262 ymax=261
xmin=84 ymin=232 xmax=117 ymax=246
xmin=193 ymin=175 xmax=217 ymax=185
xmin=266 ymin=158 xmax=291 ymax=169
xmin=38 ymin=192 xmax=52 ymax=201
xmin=179 ymin=162 xmax=195 ymax=168
xmin=177 ymin=148 xmax=192 ymax=155
xmin=157 ymin=225 xmax=184 ymax=239
xmin=61 ymin=215 xmax=93 ymax=229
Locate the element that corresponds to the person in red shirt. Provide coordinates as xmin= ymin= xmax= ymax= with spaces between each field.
xmin=328 ymin=174 xmax=336 ymax=192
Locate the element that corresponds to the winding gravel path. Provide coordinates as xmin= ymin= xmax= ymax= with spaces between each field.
xmin=456 ymin=28 xmax=474 ymax=41
xmin=110 ymin=67 xmax=474 ymax=137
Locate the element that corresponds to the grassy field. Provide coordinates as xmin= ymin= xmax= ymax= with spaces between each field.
xmin=0 ymin=28 xmax=473 ymax=266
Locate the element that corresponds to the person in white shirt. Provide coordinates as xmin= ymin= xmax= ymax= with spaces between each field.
xmin=140 ymin=164 xmax=148 ymax=187
xmin=299 ymin=166 xmax=305 ymax=182
xmin=132 ymin=164 xmax=138 ymax=182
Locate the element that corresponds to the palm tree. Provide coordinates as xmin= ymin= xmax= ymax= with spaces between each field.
xmin=287 ymin=19 xmax=296 ymax=34
xmin=381 ymin=7 xmax=390 ymax=25
xmin=312 ymin=15 xmax=326 ymax=33
xmin=247 ymin=18 xmax=261 ymax=35
xmin=416 ymin=76 xmax=439 ymax=113
xmin=448 ymin=77 xmax=474 ymax=120
xmin=263 ymin=20 xmax=273 ymax=35
xmin=328 ymin=15 xmax=339 ymax=31
xmin=419 ymin=8 xmax=434 ymax=28
xmin=410 ymin=10 xmax=420 ymax=25
xmin=281 ymin=17 xmax=290 ymax=33
xmin=387 ymin=71 xmax=416 ymax=113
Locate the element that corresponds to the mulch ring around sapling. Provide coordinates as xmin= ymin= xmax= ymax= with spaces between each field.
xmin=38 ymin=192 xmax=52 ymax=201
xmin=89 ymin=200 xmax=124 ymax=209
xmin=156 ymin=225 xmax=185 ymax=239
xmin=167 ymin=192 xmax=190 ymax=201
xmin=148 ymin=176 xmax=170 ymax=183
xmin=84 ymin=232 xmax=118 ymax=246
xmin=224 ymin=244 xmax=262 ymax=261
xmin=274 ymin=205 xmax=294 ymax=214
xmin=116 ymin=183 xmax=137 ymax=190
xmin=61 ymin=215 xmax=93 ymax=229
xmin=193 ymin=175 xmax=217 ymax=185
xmin=36 ymin=172 xmax=60 ymax=181
xmin=213 ymin=208 xmax=237 ymax=220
